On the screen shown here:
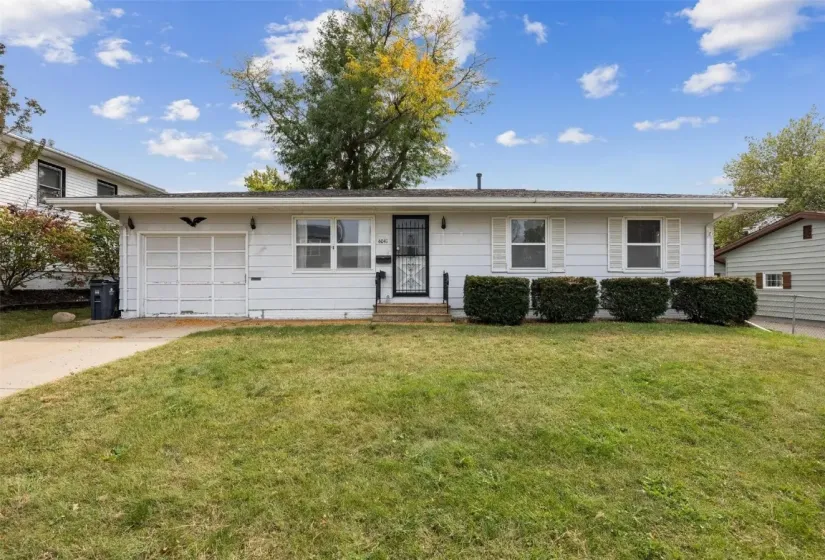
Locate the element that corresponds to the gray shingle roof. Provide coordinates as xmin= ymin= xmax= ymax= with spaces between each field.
xmin=101 ymin=189 xmax=733 ymax=199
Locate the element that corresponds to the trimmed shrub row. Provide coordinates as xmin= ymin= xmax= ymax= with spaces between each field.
xmin=463 ymin=275 xmax=757 ymax=325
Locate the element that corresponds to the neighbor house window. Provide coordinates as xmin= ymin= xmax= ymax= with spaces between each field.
xmin=626 ymin=219 xmax=662 ymax=269
xmin=764 ymin=273 xmax=782 ymax=289
xmin=509 ymin=218 xmax=546 ymax=269
xmin=97 ymin=180 xmax=117 ymax=196
xmin=37 ymin=161 xmax=65 ymax=203
xmin=295 ymin=217 xmax=372 ymax=271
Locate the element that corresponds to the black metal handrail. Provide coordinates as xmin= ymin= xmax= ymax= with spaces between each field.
xmin=375 ymin=270 xmax=384 ymax=306
xmin=443 ymin=271 xmax=449 ymax=304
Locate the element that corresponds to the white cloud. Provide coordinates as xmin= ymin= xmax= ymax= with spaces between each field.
xmin=679 ymin=0 xmax=825 ymax=59
xmin=495 ymin=130 xmax=546 ymax=147
xmin=557 ymin=127 xmax=595 ymax=145
xmin=523 ymin=15 xmax=547 ymax=44
xmin=146 ymin=130 xmax=226 ymax=162
xmin=109 ymin=8 xmax=125 ymax=18
xmin=225 ymin=121 xmax=273 ymax=160
xmin=161 ymin=43 xmax=189 ymax=58
xmin=96 ymin=37 xmax=141 ymax=68
xmin=683 ymin=62 xmax=750 ymax=95
xmin=0 ymin=0 xmax=101 ymax=63
xmin=711 ymin=175 xmax=730 ymax=186
xmin=634 ymin=116 xmax=720 ymax=131
xmin=417 ymin=0 xmax=488 ymax=64
xmin=90 ymin=95 xmax=142 ymax=120
xmin=255 ymin=10 xmax=344 ymax=73
xmin=136 ymin=116 xmax=150 ymax=124
xmin=162 ymin=99 xmax=200 ymax=121
xmin=578 ymin=64 xmax=619 ymax=99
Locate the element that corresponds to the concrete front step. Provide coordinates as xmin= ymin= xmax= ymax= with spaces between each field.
xmin=372 ymin=313 xmax=453 ymax=323
xmin=375 ymin=304 xmax=450 ymax=316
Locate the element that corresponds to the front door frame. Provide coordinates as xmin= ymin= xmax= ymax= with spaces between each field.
xmin=392 ymin=215 xmax=430 ymax=297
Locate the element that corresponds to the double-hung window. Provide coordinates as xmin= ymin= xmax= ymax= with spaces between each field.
xmin=763 ymin=273 xmax=782 ymax=289
xmin=510 ymin=218 xmax=546 ymax=269
xmin=97 ymin=180 xmax=117 ymax=196
xmin=38 ymin=161 xmax=65 ymax=204
xmin=295 ymin=217 xmax=372 ymax=271
xmin=626 ymin=219 xmax=662 ymax=269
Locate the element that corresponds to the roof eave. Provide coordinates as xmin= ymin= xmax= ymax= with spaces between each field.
xmin=47 ymin=196 xmax=786 ymax=215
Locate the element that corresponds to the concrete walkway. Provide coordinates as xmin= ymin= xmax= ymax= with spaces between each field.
xmin=0 ymin=318 xmax=247 ymax=398
xmin=750 ymin=316 xmax=825 ymax=340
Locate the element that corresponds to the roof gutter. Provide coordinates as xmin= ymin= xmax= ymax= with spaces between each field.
xmin=95 ymin=203 xmax=120 ymax=225
xmin=704 ymin=202 xmax=738 ymax=276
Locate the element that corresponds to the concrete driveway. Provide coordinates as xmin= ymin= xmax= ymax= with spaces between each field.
xmin=0 ymin=318 xmax=248 ymax=398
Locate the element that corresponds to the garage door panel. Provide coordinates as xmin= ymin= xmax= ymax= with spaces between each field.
xmin=143 ymin=234 xmax=247 ymax=317
xmin=215 ymin=252 xmax=245 ymax=266
xmin=180 ymin=253 xmax=212 ymax=266
xmin=215 ymin=236 xmax=245 ymax=250
xmin=146 ymin=252 xmax=178 ymax=266
xmin=180 ymin=237 xmax=211 ymax=250
xmin=215 ymin=284 xmax=246 ymax=299
xmin=180 ymin=300 xmax=212 ymax=315
xmin=146 ymin=237 xmax=178 ymax=251
xmin=146 ymin=284 xmax=178 ymax=298
xmin=215 ymin=268 xmax=245 ymax=282
xmin=145 ymin=268 xmax=178 ymax=282
xmin=145 ymin=300 xmax=178 ymax=315
xmin=215 ymin=300 xmax=246 ymax=315
xmin=180 ymin=268 xmax=211 ymax=282
xmin=179 ymin=284 xmax=212 ymax=298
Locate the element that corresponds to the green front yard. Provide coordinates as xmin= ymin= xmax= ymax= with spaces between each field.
xmin=0 ymin=306 xmax=91 ymax=341
xmin=1 ymin=323 xmax=824 ymax=558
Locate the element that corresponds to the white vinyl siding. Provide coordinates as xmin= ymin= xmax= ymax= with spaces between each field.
xmin=122 ymin=211 xmax=712 ymax=319
xmin=725 ymin=219 xmax=825 ymax=321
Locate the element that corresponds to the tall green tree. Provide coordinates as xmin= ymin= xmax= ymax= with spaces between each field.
xmin=229 ymin=0 xmax=492 ymax=190
xmin=245 ymin=166 xmax=291 ymax=192
xmin=716 ymin=108 xmax=825 ymax=247
xmin=0 ymin=43 xmax=49 ymax=179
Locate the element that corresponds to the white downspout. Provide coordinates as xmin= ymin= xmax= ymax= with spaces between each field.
xmin=96 ymin=203 xmax=127 ymax=316
xmin=705 ymin=202 xmax=738 ymax=276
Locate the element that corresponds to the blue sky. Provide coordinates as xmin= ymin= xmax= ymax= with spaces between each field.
xmin=2 ymin=0 xmax=824 ymax=194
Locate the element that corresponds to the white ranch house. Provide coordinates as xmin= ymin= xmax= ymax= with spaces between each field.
xmin=51 ymin=189 xmax=782 ymax=320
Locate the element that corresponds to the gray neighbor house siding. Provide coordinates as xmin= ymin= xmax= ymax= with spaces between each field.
xmin=722 ymin=215 xmax=825 ymax=322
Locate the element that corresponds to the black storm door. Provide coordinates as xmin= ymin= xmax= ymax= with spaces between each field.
xmin=392 ymin=216 xmax=429 ymax=296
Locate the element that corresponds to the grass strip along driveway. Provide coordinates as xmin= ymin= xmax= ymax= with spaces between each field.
xmin=1 ymin=323 xmax=824 ymax=558
xmin=0 ymin=307 xmax=91 ymax=341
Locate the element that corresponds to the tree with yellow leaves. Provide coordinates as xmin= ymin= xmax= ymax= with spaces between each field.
xmin=228 ymin=0 xmax=492 ymax=190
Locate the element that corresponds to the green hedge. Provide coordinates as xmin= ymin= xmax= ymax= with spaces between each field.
xmin=531 ymin=277 xmax=599 ymax=323
xmin=463 ymin=276 xmax=530 ymax=325
xmin=600 ymin=278 xmax=670 ymax=322
xmin=671 ymin=277 xmax=757 ymax=324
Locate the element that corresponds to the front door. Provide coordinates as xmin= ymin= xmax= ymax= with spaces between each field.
xmin=393 ymin=215 xmax=429 ymax=296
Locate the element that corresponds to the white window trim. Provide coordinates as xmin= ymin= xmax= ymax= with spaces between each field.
xmin=763 ymin=272 xmax=783 ymax=289
xmin=623 ymin=216 xmax=664 ymax=272
xmin=507 ymin=216 xmax=549 ymax=272
xmin=292 ymin=216 xmax=375 ymax=274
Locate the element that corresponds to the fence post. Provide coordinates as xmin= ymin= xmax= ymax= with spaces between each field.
xmin=792 ymin=294 xmax=797 ymax=335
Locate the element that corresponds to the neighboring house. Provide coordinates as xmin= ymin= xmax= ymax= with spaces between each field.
xmin=51 ymin=189 xmax=782 ymax=320
xmin=715 ymin=211 xmax=825 ymax=322
xmin=0 ymin=134 xmax=165 ymax=289
xmin=714 ymin=259 xmax=726 ymax=277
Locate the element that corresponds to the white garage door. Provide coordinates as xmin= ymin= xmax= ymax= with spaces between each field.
xmin=142 ymin=234 xmax=247 ymax=317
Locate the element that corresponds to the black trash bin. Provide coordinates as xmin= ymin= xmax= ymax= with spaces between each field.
xmin=90 ymin=279 xmax=119 ymax=320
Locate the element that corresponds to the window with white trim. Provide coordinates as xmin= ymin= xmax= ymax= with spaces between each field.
xmin=38 ymin=161 xmax=64 ymax=203
xmin=295 ymin=218 xmax=372 ymax=270
xmin=626 ymin=219 xmax=662 ymax=269
xmin=510 ymin=218 xmax=546 ymax=269
xmin=764 ymin=273 xmax=782 ymax=289
xmin=97 ymin=180 xmax=117 ymax=196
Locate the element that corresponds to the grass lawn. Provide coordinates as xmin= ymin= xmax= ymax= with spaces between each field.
xmin=0 ymin=306 xmax=91 ymax=341
xmin=1 ymin=323 xmax=824 ymax=558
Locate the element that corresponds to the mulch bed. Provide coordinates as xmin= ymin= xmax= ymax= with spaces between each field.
xmin=0 ymin=289 xmax=90 ymax=312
